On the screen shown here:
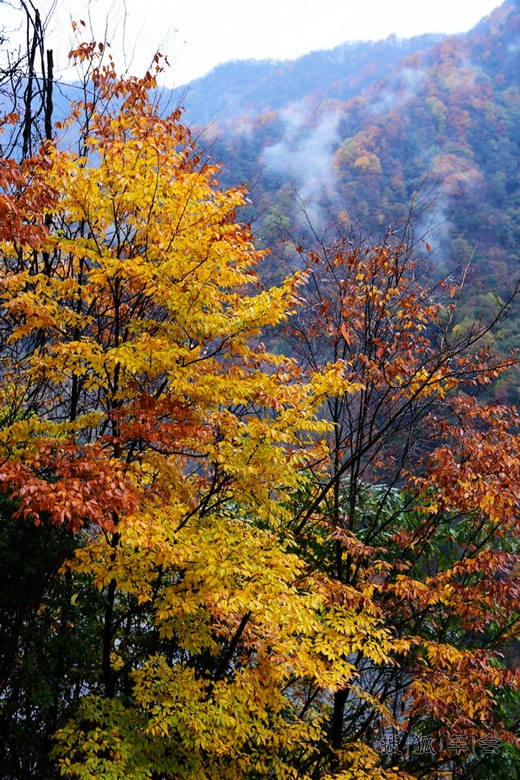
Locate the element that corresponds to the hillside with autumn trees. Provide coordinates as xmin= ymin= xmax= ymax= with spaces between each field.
xmin=1 ymin=3 xmax=520 ymax=780
xmin=179 ymin=0 xmax=520 ymax=398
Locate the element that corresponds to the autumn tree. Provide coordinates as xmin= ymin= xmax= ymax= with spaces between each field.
xmin=0 ymin=46 xmax=408 ymax=780
xmin=0 ymin=0 xmax=55 ymax=159
xmin=282 ymin=231 xmax=520 ymax=777
xmin=0 ymin=6 xmax=85 ymax=774
xmin=2 ymin=31 xmax=520 ymax=780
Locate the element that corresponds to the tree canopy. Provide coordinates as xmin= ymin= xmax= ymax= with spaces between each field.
xmin=0 ymin=36 xmax=519 ymax=780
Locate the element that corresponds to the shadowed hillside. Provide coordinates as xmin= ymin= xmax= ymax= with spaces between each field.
xmin=168 ymin=1 xmax=520 ymax=391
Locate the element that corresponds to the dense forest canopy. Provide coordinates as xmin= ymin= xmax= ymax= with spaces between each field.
xmin=0 ymin=2 xmax=520 ymax=779
xmin=176 ymin=0 xmax=520 ymax=394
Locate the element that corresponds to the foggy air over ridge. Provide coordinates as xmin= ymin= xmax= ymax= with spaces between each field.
xmin=2 ymin=0 xmax=503 ymax=86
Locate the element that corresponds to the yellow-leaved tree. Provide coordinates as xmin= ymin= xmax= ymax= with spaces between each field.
xmin=0 ymin=47 xmax=405 ymax=779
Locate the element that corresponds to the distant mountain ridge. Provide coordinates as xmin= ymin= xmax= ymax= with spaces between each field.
xmin=167 ymin=1 xmax=520 ymax=392
xmin=173 ymin=34 xmax=445 ymax=127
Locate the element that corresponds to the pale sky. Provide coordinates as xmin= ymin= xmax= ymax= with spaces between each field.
xmin=3 ymin=0 xmax=503 ymax=87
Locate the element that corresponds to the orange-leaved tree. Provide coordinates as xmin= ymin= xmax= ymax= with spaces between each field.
xmin=0 ymin=48 xmax=405 ymax=779
xmin=283 ymin=233 xmax=520 ymax=777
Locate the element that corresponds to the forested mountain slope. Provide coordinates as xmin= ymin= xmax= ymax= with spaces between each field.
xmin=173 ymin=34 xmax=443 ymax=127
xmin=173 ymin=0 xmax=520 ymax=370
xmin=3 ymin=6 xmax=520 ymax=778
